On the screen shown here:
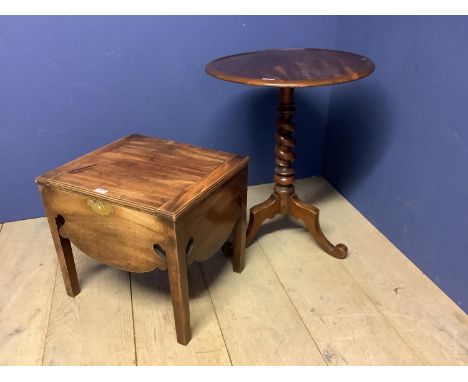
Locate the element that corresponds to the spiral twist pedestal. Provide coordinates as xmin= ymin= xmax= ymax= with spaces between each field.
xmin=246 ymin=88 xmax=348 ymax=259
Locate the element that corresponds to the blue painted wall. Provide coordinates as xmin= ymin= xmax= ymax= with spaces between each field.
xmin=323 ymin=16 xmax=468 ymax=311
xmin=0 ymin=16 xmax=337 ymax=222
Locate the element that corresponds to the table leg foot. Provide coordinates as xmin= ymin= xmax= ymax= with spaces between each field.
xmin=246 ymin=193 xmax=280 ymax=246
xmin=289 ymin=194 xmax=348 ymax=259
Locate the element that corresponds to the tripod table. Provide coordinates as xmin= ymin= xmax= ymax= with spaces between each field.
xmin=206 ymin=48 xmax=375 ymax=259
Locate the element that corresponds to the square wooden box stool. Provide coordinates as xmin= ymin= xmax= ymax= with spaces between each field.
xmin=36 ymin=134 xmax=248 ymax=345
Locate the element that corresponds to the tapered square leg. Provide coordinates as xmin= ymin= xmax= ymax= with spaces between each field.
xmin=44 ymin=212 xmax=80 ymax=297
xmin=166 ymin=224 xmax=191 ymax=345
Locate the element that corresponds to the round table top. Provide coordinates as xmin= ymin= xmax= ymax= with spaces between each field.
xmin=205 ymin=48 xmax=375 ymax=88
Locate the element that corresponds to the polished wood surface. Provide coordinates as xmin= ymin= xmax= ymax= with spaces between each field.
xmin=36 ymin=134 xmax=247 ymax=218
xmin=36 ymin=134 xmax=248 ymax=345
xmin=180 ymin=167 xmax=247 ymax=268
xmin=39 ymin=185 xmax=167 ymax=273
xmin=206 ymin=48 xmax=375 ymax=87
xmin=165 ymin=221 xmax=191 ymax=345
xmin=207 ymin=48 xmax=375 ymax=257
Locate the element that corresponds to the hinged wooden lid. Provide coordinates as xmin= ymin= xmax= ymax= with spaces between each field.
xmin=36 ymin=134 xmax=248 ymax=219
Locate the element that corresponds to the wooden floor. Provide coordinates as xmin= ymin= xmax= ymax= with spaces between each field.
xmin=0 ymin=177 xmax=467 ymax=365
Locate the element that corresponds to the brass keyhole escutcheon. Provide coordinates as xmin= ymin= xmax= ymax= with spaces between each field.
xmin=87 ymin=199 xmax=113 ymax=216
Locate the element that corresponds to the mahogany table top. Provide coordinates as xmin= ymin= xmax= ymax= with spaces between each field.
xmin=205 ymin=48 xmax=375 ymax=88
xmin=36 ymin=134 xmax=248 ymax=217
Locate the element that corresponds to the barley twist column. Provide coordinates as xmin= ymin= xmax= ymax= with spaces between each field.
xmin=274 ymin=88 xmax=297 ymax=212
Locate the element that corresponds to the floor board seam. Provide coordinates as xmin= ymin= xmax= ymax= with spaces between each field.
xmin=199 ymin=261 xmax=233 ymax=366
xmin=337 ymin=260 xmax=424 ymax=364
xmin=41 ymin=262 xmax=59 ymax=366
xmin=128 ymin=272 xmax=138 ymax=366
xmin=322 ymin=178 xmax=465 ymax=312
xmin=3 ymin=184 xmax=465 ymax=366
xmin=301 ymin=178 xmax=434 ymax=364
xmin=256 ymin=239 xmax=329 ymax=366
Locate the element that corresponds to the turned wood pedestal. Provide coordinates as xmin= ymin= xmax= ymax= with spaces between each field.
xmin=206 ymin=48 xmax=375 ymax=259
xmin=36 ymin=134 xmax=248 ymax=345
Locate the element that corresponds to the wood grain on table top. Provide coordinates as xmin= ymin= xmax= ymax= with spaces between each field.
xmin=206 ymin=48 xmax=375 ymax=88
xmin=36 ymin=134 xmax=248 ymax=218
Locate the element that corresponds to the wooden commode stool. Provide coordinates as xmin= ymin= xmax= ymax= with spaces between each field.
xmin=36 ymin=134 xmax=248 ymax=345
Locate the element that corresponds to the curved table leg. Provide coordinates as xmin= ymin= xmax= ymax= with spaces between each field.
xmin=246 ymin=193 xmax=281 ymax=246
xmin=289 ymin=194 xmax=348 ymax=259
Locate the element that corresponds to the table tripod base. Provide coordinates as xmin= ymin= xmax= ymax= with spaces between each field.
xmin=246 ymin=191 xmax=348 ymax=259
xmin=245 ymin=87 xmax=347 ymax=259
